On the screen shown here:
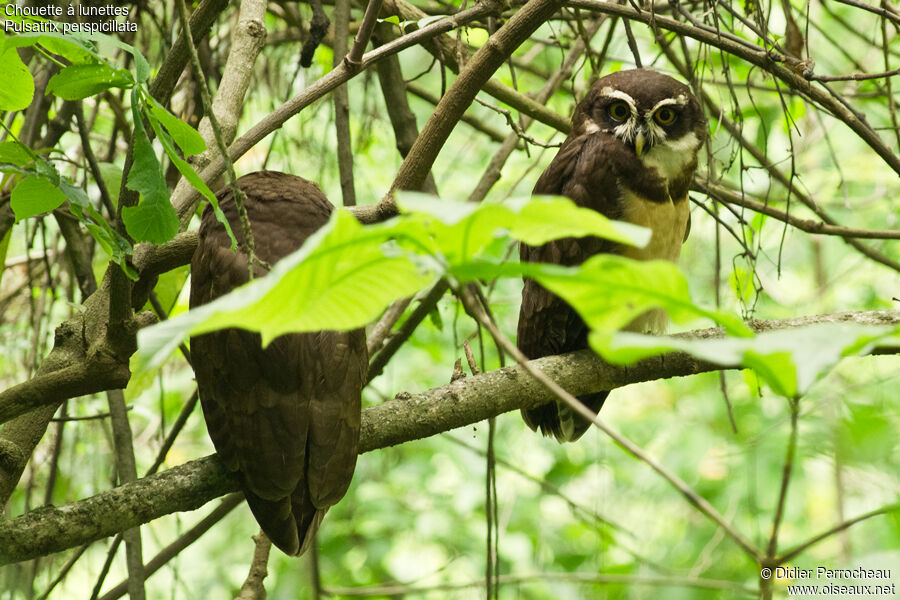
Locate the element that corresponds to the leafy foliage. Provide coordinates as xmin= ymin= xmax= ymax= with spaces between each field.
xmin=0 ymin=2 xmax=897 ymax=599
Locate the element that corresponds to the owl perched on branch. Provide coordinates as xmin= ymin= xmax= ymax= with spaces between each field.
xmin=190 ymin=171 xmax=367 ymax=555
xmin=518 ymin=69 xmax=706 ymax=442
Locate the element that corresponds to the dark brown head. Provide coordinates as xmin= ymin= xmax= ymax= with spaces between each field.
xmin=572 ymin=69 xmax=707 ymax=183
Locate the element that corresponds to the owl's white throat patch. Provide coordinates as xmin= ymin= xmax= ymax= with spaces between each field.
xmin=641 ymin=130 xmax=702 ymax=182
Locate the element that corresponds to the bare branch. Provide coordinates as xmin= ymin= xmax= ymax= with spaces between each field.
xmin=699 ymin=181 xmax=900 ymax=241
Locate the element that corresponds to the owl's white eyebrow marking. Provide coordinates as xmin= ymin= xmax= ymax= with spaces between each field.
xmin=600 ymin=88 xmax=638 ymax=113
xmin=645 ymin=96 xmax=688 ymax=117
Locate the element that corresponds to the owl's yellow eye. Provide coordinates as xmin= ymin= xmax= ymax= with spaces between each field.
xmin=607 ymin=101 xmax=630 ymax=122
xmin=654 ymin=107 xmax=678 ymax=125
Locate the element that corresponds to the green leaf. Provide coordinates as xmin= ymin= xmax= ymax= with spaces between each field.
xmin=10 ymin=176 xmax=67 ymax=221
xmin=143 ymin=101 xmax=231 ymax=246
xmin=523 ymin=255 xmax=751 ymax=336
xmin=135 ymin=209 xmax=434 ymax=371
xmin=10 ymin=30 xmax=148 ymax=83
xmin=148 ymin=104 xmax=206 ymax=156
xmin=0 ymin=45 xmax=35 ymax=110
xmin=730 ymin=265 xmax=755 ymax=305
xmin=397 ymin=192 xmax=651 ymax=264
xmin=135 ymin=193 xmax=738 ymax=372
xmin=590 ymin=322 xmax=900 ymax=398
xmin=839 ymin=404 xmax=896 ymax=463
xmin=46 ymin=63 xmax=132 ymax=100
xmin=56 ymin=174 xmax=136 ymax=280
xmin=121 ymin=195 xmax=178 ymax=244
xmin=58 ymin=179 xmax=91 ymax=208
xmin=90 ymin=33 xmax=150 ymax=82
xmin=0 ymin=141 xmax=35 ymax=167
xmin=34 ymin=36 xmax=94 ymax=64
xmin=123 ymin=90 xmax=178 ymax=244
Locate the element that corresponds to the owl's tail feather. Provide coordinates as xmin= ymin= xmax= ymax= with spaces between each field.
xmin=521 ymin=391 xmax=609 ymax=443
xmin=242 ymin=483 xmax=325 ymax=556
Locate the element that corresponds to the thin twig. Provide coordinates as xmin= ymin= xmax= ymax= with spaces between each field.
xmin=367 ymin=280 xmax=449 ymax=383
xmin=832 ymin=0 xmax=900 ymax=24
xmin=765 ymin=398 xmax=799 ymax=559
xmin=808 ymin=67 xmax=900 ymax=81
xmin=697 ymin=182 xmax=900 ymax=240
xmin=367 ymin=297 xmax=413 ymax=356
xmin=775 ymin=503 xmax=900 ymax=564
xmin=98 ymin=495 xmax=243 ymax=600
xmin=235 ymin=533 xmax=272 ymax=600
xmin=175 ymin=0 xmax=265 ymax=276
xmin=473 ymin=97 xmax=564 ymax=148
xmin=455 ymin=285 xmax=763 ymax=562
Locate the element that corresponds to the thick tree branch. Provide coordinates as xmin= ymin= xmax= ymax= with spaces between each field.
xmin=1 ymin=311 xmax=896 ymax=564
xmin=0 ymin=0 xmax=231 ymax=507
xmin=173 ymin=0 xmax=503 ymax=224
xmin=333 ymin=0 xmax=357 ymax=206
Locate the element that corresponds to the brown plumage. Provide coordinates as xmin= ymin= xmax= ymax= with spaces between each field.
xmin=518 ymin=69 xmax=706 ymax=442
xmin=190 ymin=171 xmax=367 ymax=555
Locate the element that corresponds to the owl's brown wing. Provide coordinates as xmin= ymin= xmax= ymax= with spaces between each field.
xmin=190 ymin=171 xmax=366 ymax=555
xmin=518 ymin=133 xmax=629 ymax=442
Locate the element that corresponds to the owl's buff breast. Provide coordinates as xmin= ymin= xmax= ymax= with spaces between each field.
xmin=617 ymin=189 xmax=690 ymax=333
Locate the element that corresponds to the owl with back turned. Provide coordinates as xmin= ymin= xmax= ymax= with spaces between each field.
xmin=517 ymin=69 xmax=707 ymax=442
xmin=190 ymin=171 xmax=367 ymax=556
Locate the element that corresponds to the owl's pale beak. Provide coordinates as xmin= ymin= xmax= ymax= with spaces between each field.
xmin=634 ymin=131 xmax=646 ymax=157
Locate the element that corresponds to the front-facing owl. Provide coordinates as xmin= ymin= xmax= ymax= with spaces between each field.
xmin=518 ymin=69 xmax=706 ymax=442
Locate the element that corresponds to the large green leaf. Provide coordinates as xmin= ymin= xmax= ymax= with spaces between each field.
xmin=0 ymin=141 xmax=35 ymax=167
xmin=529 ymin=254 xmax=751 ymax=336
xmin=147 ymin=104 xmax=206 ymax=156
xmin=397 ymin=192 xmax=650 ymax=264
xmin=134 ymin=195 xmax=716 ymax=371
xmin=591 ymin=322 xmax=900 ymax=398
xmin=0 ymin=45 xmax=34 ymax=111
xmin=122 ymin=90 xmax=178 ymax=244
xmin=143 ymin=100 xmax=231 ymax=246
xmin=8 ymin=29 xmax=149 ymax=83
xmin=10 ymin=176 xmax=67 ymax=221
xmin=136 ymin=209 xmax=434 ymax=369
xmin=46 ymin=63 xmax=132 ymax=100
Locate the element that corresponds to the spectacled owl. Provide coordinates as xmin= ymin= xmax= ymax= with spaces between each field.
xmin=190 ymin=171 xmax=367 ymax=555
xmin=518 ymin=69 xmax=706 ymax=442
